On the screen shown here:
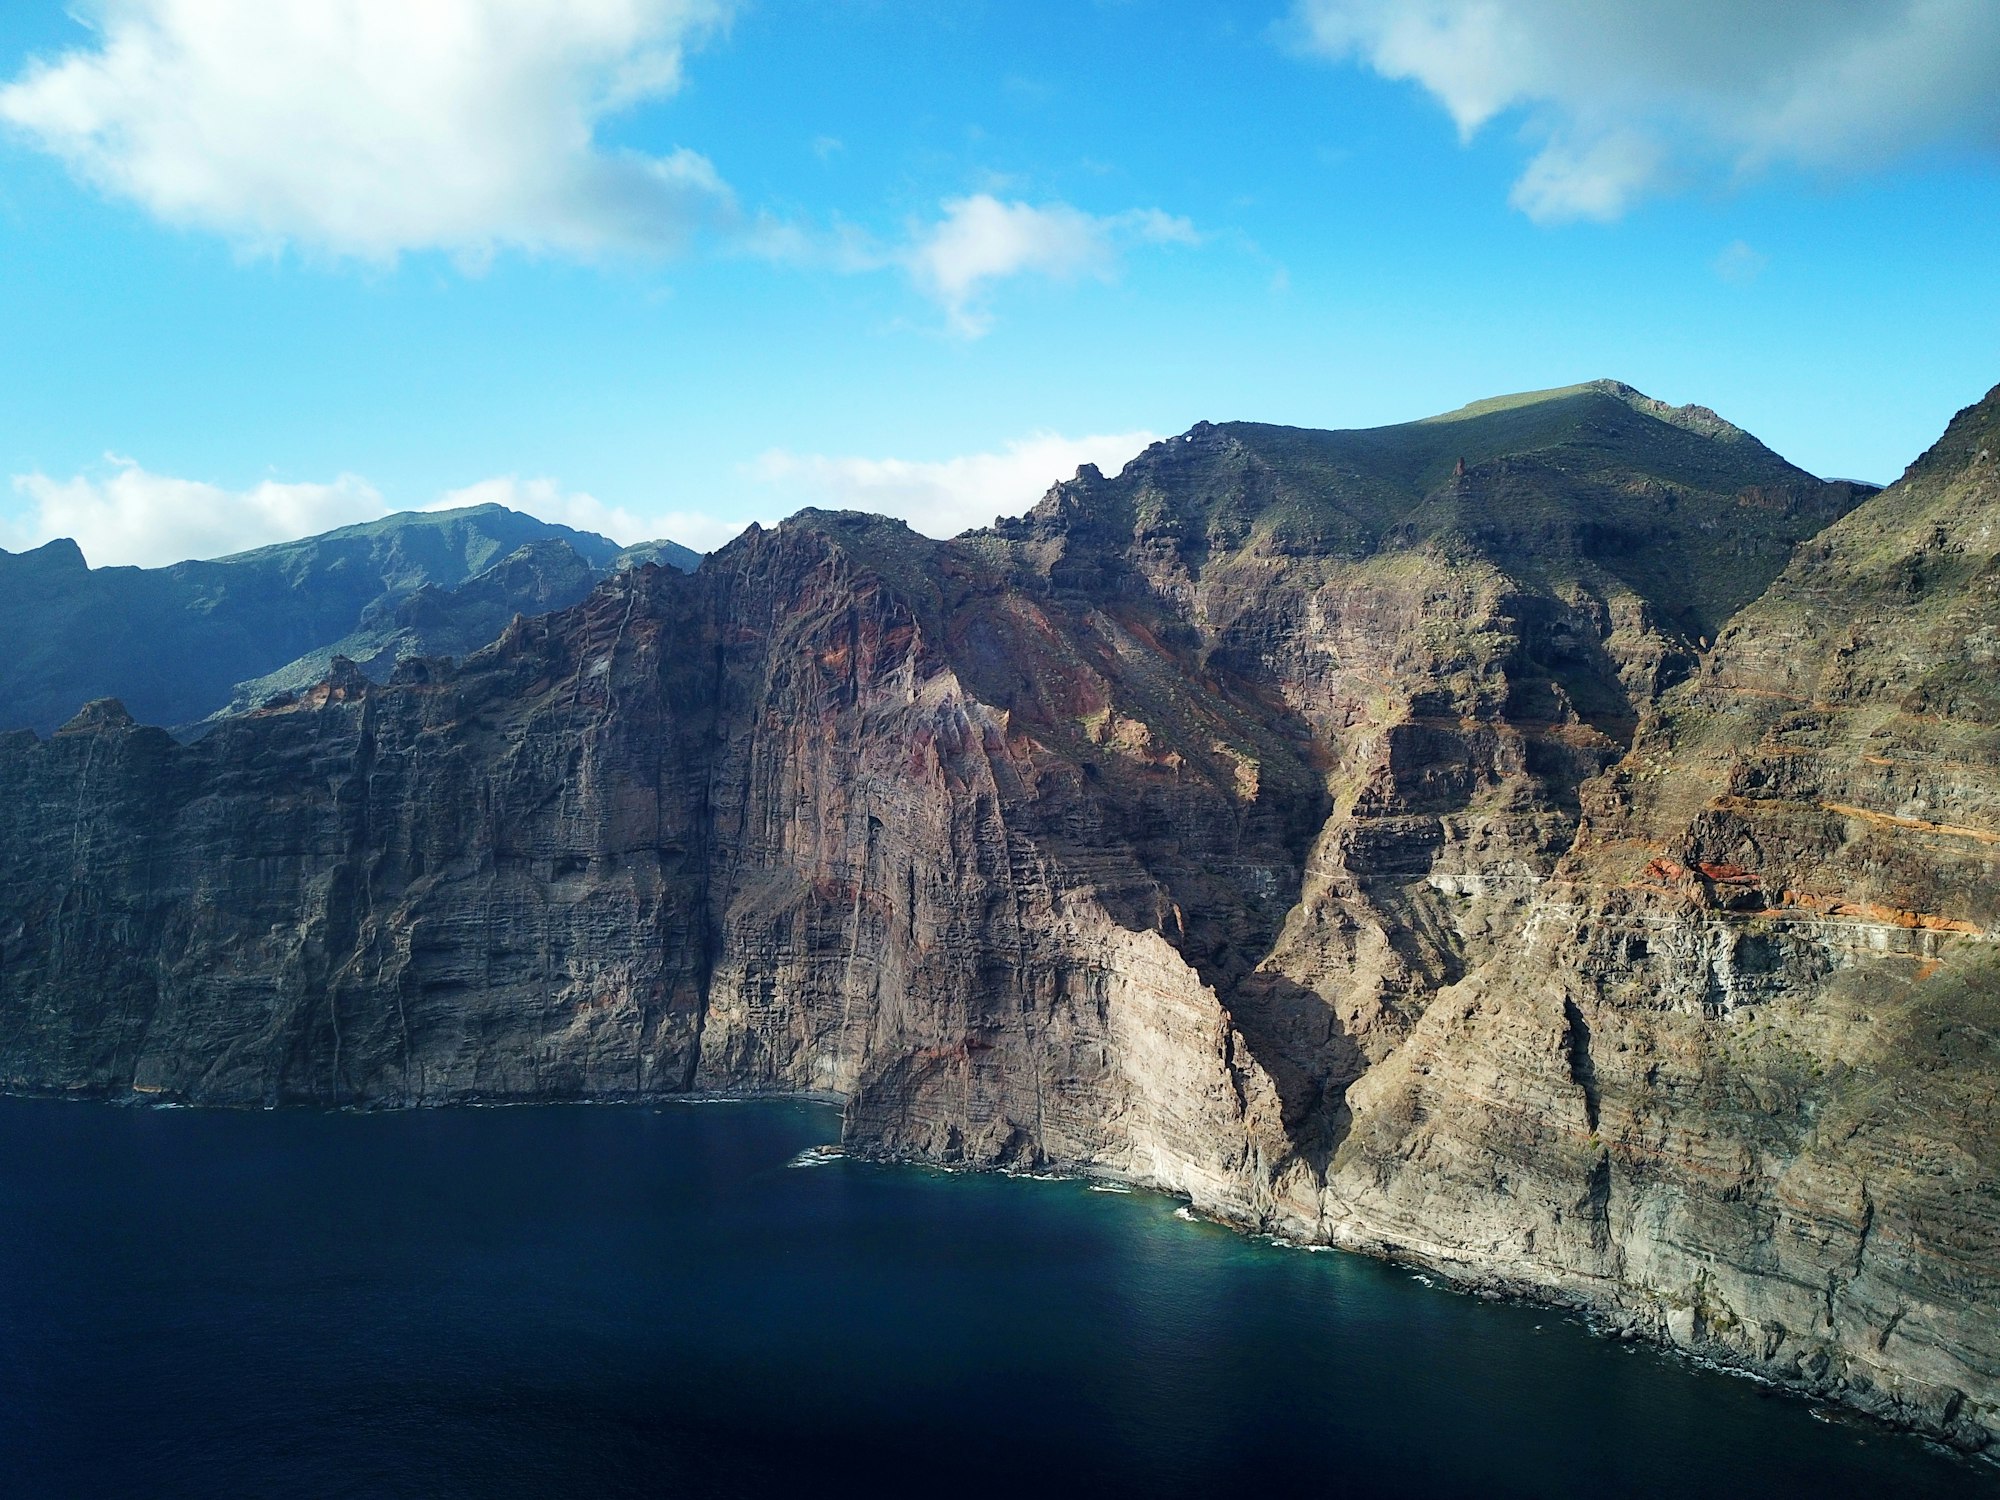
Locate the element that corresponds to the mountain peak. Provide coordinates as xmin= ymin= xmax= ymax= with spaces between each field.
xmin=1582 ymin=378 xmax=1756 ymax=445
xmin=1417 ymin=379 xmax=1756 ymax=447
xmin=1904 ymin=379 xmax=2000 ymax=482
xmin=56 ymin=697 xmax=136 ymax=734
xmin=0 ymin=536 xmax=89 ymax=570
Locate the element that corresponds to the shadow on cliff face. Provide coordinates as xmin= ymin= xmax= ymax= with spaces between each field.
xmin=954 ymin=571 xmax=1361 ymax=1184
xmin=1229 ymin=967 xmax=1370 ymax=1180
xmin=1561 ymin=996 xmax=1601 ymax=1131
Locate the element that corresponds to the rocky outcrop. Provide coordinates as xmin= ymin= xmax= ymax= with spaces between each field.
xmin=0 ymin=380 xmax=1992 ymax=1451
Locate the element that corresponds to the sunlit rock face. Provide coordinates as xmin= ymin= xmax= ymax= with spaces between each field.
xmin=2 ymin=380 xmax=1994 ymax=1451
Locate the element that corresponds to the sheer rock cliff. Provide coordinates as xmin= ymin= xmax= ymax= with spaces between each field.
xmin=1 ymin=380 xmax=1992 ymax=1451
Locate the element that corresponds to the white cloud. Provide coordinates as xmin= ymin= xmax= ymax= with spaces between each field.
xmin=6 ymin=457 xmax=388 ymax=567
xmin=1294 ymin=0 xmax=2000 ymax=221
xmin=2 ymin=462 xmax=737 ymax=568
xmin=1506 ymin=130 xmax=1667 ymax=223
xmin=0 ymin=4 xmax=1202 ymax=321
xmin=0 ymin=0 xmax=735 ymax=260
xmin=905 ymin=196 xmax=1196 ymax=336
xmin=431 ymin=474 xmax=742 ymax=552
xmin=744 ymin=193 xmax=1198 ymax=335
xmin=747 ymin=429 xmax=1161 ymax=538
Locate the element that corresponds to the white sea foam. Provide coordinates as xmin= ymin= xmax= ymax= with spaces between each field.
xmin=1088 ymin=1182 xmax=1132 ymax=1194
xmin=787 ymin=1145 xmax=846 ymax=1168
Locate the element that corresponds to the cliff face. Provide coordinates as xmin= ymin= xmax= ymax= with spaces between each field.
xmin=1 ymin=381 xmax=1993 ymax=1450
xmin=1314 ymin=386 xmax=2000 ymax=1447
xmin=0 ymin=515 xmax=1299 ymax=1206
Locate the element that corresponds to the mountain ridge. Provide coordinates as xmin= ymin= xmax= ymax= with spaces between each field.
xmin=0 ymin=503 xmax=700 ymax=735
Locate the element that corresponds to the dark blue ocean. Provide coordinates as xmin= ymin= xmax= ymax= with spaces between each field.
xmin=0 ymin=1097 xmax=1989 ymax=1498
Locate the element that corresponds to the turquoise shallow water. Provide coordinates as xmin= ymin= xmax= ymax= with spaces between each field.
xmin=0 ymin=1097 xmax=1990 ymax=1498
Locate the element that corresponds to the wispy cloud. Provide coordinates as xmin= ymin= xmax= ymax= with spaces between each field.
xmin=755 ymin=194 xmax=1197 ymax=337
xmin=0 ymin=0 xmax=737 ymax=261
xmin=747 ymin=428 xmax=1160 ymax=537
xmin=1292 ymin=0 xmax=2000 ymax=222
xmin=1713 ymin=239 xmax=1768 ymax=285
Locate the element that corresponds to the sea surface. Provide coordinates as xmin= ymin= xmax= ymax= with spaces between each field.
xmin=0 ymin=1097 xmax=1990 ymax=1499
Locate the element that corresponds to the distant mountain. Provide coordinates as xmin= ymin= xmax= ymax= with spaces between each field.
xmin=0 ymin=504 xmax=700 ymax=734
xmin=612 ymin=538 xmax=704 ymax=574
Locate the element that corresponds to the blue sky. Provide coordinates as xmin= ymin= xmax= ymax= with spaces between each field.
xmin=1 ymin=1 xmax=1996 ymax=566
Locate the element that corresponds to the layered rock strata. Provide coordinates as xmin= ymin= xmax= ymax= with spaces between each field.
xmin=0 ymin=380 xmax=1992 ymax=1451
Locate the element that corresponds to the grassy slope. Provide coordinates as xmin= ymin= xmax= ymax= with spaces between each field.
xmin=1209 ymin=382 xmax=1863 ymax=638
